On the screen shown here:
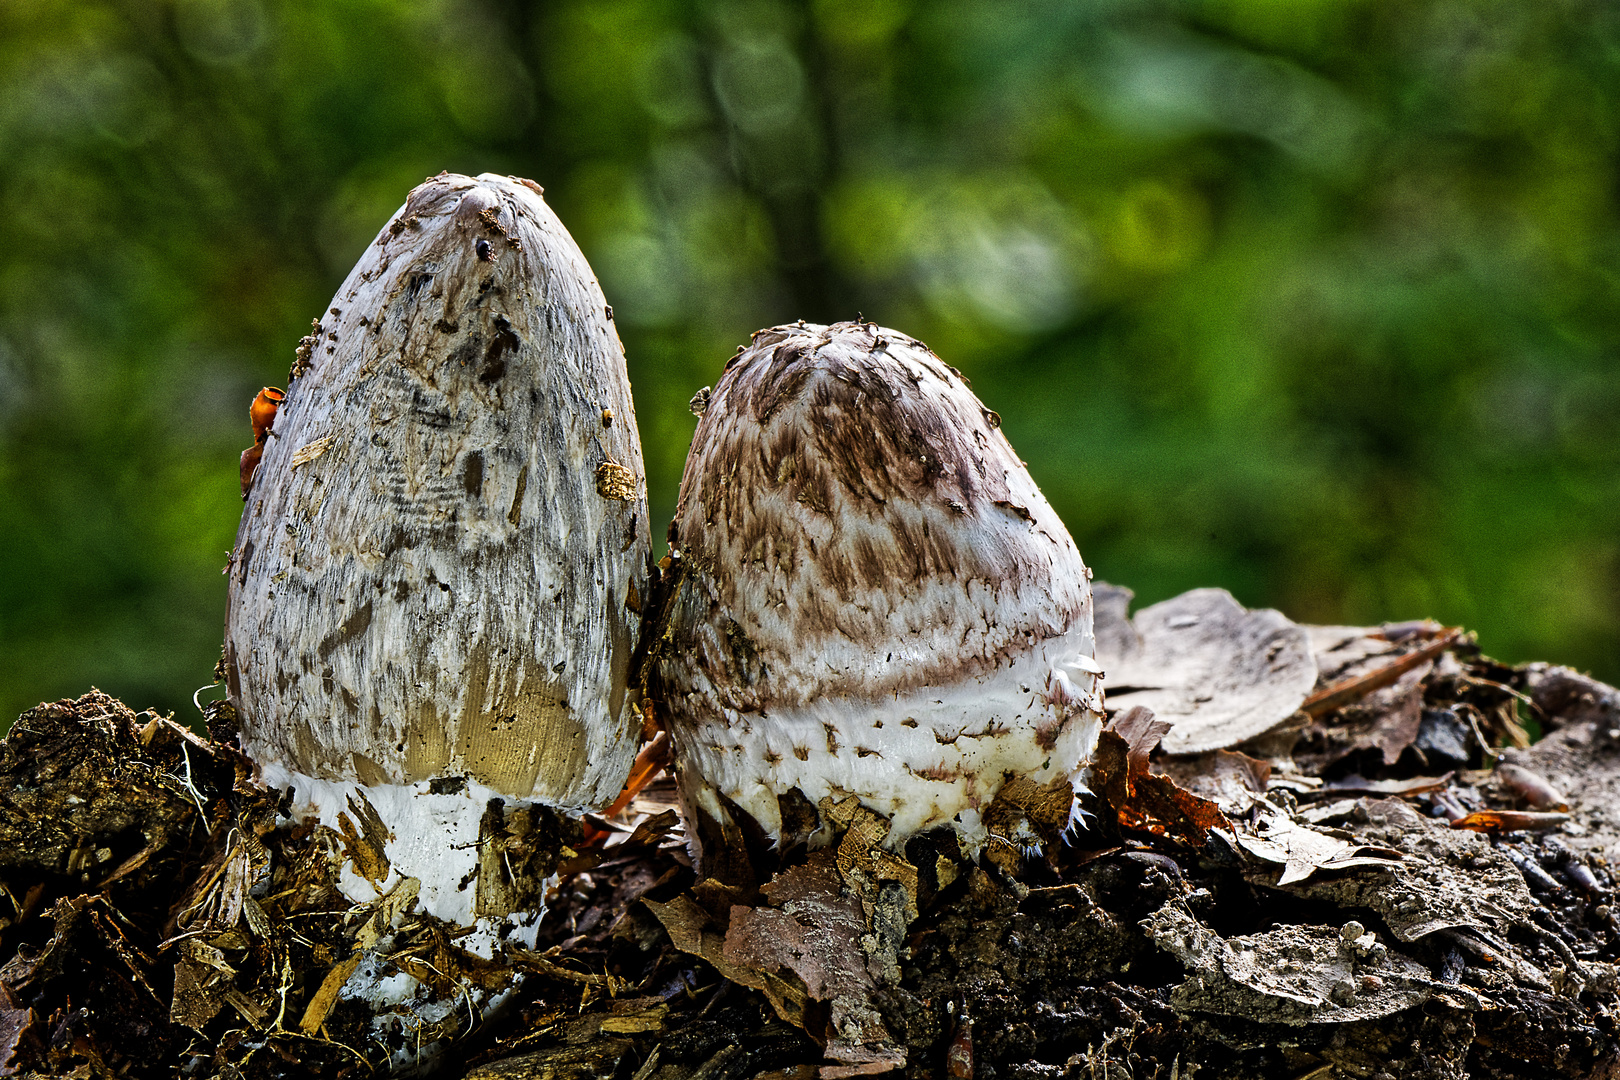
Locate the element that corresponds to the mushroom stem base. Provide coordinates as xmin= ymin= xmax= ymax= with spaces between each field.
xmin=259 ymin=762 xmax=561 ymax=943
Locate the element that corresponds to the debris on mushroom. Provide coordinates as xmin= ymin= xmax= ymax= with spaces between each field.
xmin=653 ymin=320 xmax=1104 ymax=866
xmin=223 ymin=173 xmax=650 ymax=941
xmin=237 ymin=386 xmax=284 ymax=498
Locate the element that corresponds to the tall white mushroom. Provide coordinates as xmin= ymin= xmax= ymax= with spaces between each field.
xmin=223 ymin=173 xmax=649 ymax=936
xmin=654 ymin=321 xmax=1103 ymax=864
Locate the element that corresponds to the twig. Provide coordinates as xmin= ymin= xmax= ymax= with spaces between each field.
xmin=1302 ymin=628 xmax=1461 ymax=716
xmin=1450 ymin=809 xmax=1570 ymax=833
xmin=507 ymin=948 xmax=618 ymax=988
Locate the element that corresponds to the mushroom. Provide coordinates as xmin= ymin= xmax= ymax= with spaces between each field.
xmin=653 ymin=321 xmax=1103 ymax=865
xmin=223 ymin=173 xmax=649 ymax=937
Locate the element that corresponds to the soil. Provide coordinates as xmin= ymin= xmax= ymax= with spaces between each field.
xmin=3 ymin=636 xmax=1619 ymax=1079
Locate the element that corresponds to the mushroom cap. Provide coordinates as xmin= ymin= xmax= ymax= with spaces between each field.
xmin=657 ymin=321 xmax=1101 ymax=852
xmin=224 ymin=173 xmax=649 ymax=924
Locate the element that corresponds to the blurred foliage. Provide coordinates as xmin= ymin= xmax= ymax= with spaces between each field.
xmin=2 ymin=0 xmax=1618 ymax=727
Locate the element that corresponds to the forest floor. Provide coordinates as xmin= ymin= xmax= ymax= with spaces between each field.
xmin=2 ymin=628 xmax=1619 ymax=1079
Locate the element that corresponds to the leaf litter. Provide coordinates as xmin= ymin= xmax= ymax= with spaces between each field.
xmin=5 ymin=590 xmax=1620 ymax=1077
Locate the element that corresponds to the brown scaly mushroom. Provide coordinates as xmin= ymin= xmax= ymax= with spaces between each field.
xmin=653 ymin=321 xmax=1103 ymax=868
xmin=223 ymin=173 xmax=649 ymax=941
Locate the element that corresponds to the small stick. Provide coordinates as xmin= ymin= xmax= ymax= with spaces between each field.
xmin=583 ymin=733 xmax=673 ymax=846
xmin=1450 ymin=809 xmax=1571 ymax=833
xmin=1302 ymin=628 xmax=1461 ymax=716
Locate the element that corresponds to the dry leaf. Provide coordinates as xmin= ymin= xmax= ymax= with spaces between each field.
xmin=1096 ymin=587 xmax=1317 ymax=756
xmin=1091 ymin=707 xmax=1231 ymax=845
xmin=652 ymin=833 xmax=912 ymax=1073
xmin=1295 ymin=627 xmax=1450 ymax=772
xmin=725 ymin=855 xmax=872 ymax=1028
xmin=0 ymin=984 xmax=42 ymax=1073
xmin=622 ymin=808 xmax=681 ymax=849
xmin=170 ymin=939 xmax=236 ymax=1031
xmin=1230 ymin=802 xmax=1403 ymax=885
xmin=1157 ymin=750 xmax=1273 ymax=814
xmin=1262 ymin=798 xmax=1538 ymax=944
xmin=1113 ymin=705 xmax=1174 ymax=774
xmin=644 ymin=895 xmax=766 ymax=995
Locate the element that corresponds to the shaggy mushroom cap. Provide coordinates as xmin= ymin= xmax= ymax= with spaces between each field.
xmin=657 ymin=321 xmax=1102 ymax=859
xmin=224 ymin=173 xmax=649 ymax=933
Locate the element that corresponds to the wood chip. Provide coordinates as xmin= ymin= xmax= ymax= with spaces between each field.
xmin=299 ymin=955 xmax=361 ymax=1035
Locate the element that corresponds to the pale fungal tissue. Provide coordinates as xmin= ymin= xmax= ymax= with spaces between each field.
xmin=223 ymin=172 xmax=650 ymax=934
xmin=654 ymin=320 xmax=1105 ymax=864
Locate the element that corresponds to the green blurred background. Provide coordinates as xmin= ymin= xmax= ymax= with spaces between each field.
xmin=2 ymin=0 xmax=1618 ymax=728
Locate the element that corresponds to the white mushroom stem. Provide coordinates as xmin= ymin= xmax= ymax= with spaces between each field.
xmin=259 ymin=765 xmax=541 ymax=952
